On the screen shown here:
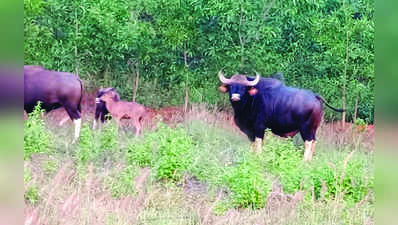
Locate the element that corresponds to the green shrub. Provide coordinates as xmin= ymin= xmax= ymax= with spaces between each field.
xmin=77 ymin=121 xmax=119 ymax=165
xmin=76 ymin=123 xmax=96 ymax=164
xmin=354 ymin=118 xmax=366 ymax=127
xmin=261 ymin=131 xmax=308 ymax=193
xmin=99 ymin=121 xmax=118 ymax=151
xmin=224 ymin=153 xmax=271 ymax=209
xmin=309 ymin=155 xmax=374 ymax=202
xmin=24 ymin=103 xmax=53 ymax=160
xmin=153 ymin=124 xmax=193 ymax=182
xmin=126 ymin=123 xmax=193 ymax=182
xmin=25 ymin=186 xmax=40 ymax=205
xmin=127 ymin=137 xmax=154 ymax=167
xmin=261 ymin=131 xmax=373 ymax=203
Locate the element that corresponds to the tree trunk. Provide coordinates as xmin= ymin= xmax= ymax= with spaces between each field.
xmin=74 ymin=9 xmax=79 ymax=76
xmin=133 ymin=61 xmax=140 ymax=102
xmin=184 ymin=51 xmax=189 ymax=113
xmin=353 ymin=89 xmax=359 ymax=122
xmin=342 ymin=17 xmax=350 ymax=129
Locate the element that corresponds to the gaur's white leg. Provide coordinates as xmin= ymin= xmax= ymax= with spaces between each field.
xmin=73 ymin=118 xmax=81 ymax=143
xmin=59 ymin=116 xmax=69 ymax=126
xmin=304 ymin=140 xmax=314 ymax=161
xmin=134 ymin=119 xmax=142 ymax=137
xmin=311 ymin=141 xmax=316 ymax=159
xmin=254 ymin=137 xmax=263 ymax=154
xmin=93 ymin=119 xmax=97 ymax=130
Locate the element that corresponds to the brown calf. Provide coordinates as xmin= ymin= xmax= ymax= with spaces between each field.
xmin=99 ymin=91 xmax=146 ymax=136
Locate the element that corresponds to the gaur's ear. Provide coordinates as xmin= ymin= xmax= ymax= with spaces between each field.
xmin=248 ymin=87 xmax=258 ymax=96
xmin=218 ymin=85 xmax=228 ymax=93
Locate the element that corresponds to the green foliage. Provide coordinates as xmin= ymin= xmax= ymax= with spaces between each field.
xmin=152 ymin=124 xmax=193 ymax=181
xmin=127 ymin=137 xmax=154 ymax=167
xmin=354 ymin=118 xmax=366 ymax=126
xmin=224 ymin=153 xmax=271 ymax=209
xmin=77 ymin=122 xmax=119 ymax=165
xmin=261 ymin=131 xmax=307 ymax=194
xmin=185 ymin=120 xmax=247 ymax=186
xmin=76 ymin=123 xmax=96 ymax=164
xmin=25 ymin=186 xmax=40 ymax=205
xmin=309 ymin=155 xmax=374 ymax=202
xmin=261 ymin=132 xmax=373 ymax=203
xmin=99 ymin=121 xmax=118 ymax=151
xmin=127 ymin=123 xmax=193 ymax=182
xmin=24 ymin=103 xmax=53 ymax=160
xmin=24 ymin=0 xmax=375 ymax=122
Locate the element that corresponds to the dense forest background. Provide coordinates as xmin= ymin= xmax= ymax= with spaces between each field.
xmin=24 ymin=0 xmax=374 ymax=123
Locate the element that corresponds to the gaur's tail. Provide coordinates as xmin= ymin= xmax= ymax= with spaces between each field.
xmin=316 ymin=95 xmax=345 ymax=112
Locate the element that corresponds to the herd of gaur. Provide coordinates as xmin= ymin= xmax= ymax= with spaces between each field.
xmin=24 ymin=65 xmax=345 ymax=161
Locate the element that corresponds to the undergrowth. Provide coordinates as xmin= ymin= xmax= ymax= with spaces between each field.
xmin=24 ymin=103 xmax=54 ymax=159
xmin=127 ymin=123 xmax=193 ymax=182
xmin=24 ymin=113 xmax=374 ymax=224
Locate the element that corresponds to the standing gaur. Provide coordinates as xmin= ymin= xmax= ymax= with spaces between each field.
xmin=24 ymin=65 xmax=83 ymax=142
xmin=218 ymin=70 xmax=345 ymax=161
xmin=93 ymin=87 xmax=120 ymax=129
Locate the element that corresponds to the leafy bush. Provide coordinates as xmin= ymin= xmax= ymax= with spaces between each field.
xmin=127 ymin=137 xmax=154 ymax=167
xmin=99 ymin=121 xmax=118 ymax=151
xmin=77 ymin=122 xmax=119 ymax=165
xmin=126 ymin=123 xmax=193 ymax=182
xmin=309 ymin=155 xmax=374 ymax=202
xmin=224 ymin=153 xmax=271 ymax=209
xmin=153 ymin=124 xmax=193 ymax=182
xmin=261 ymin=131 xmax=307 ymax=194
xmin=24 ymin=103 xmax=53 ymax=160
xmin=261 ymin=131 xmax=373 ymax=203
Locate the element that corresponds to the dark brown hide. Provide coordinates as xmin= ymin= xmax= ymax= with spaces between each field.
xmin=94 ymin=88 xmax=120 ymax=123
xmin=24 ymin=66 xmax=83 ymax=121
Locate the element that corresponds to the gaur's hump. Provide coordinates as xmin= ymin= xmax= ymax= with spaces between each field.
xmin=247 ymin=76 xmax=283 ymax=89
xmin=271 ymin=72 xmax=284 ymax=82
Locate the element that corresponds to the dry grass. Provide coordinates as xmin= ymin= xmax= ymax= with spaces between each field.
xmin=25 ymin=157 xmax=372 ymax=225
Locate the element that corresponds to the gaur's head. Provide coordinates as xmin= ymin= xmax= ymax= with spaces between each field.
xmin=218 ymin=70 xmax=260 ymax=103
xmin=99 ymin=90 xmax=119 ymax=104
xmin=95 ymin=88 xmax=120 ymax=104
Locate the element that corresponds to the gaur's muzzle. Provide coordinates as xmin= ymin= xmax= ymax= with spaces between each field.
xmin=95 ymin=97 xmax=101 ymax=104
xmin=231 ymin=93 xmax=240 ymax=101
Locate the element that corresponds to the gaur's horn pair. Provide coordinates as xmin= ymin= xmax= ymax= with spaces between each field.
xmin=218 ymin=70 xmax=260 ymax=86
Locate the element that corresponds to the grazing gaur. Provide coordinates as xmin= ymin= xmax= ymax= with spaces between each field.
xmin=218 ymin=70 xmax=345 ymax=161
xmin=99 ymin=91 xmax=146 ymax=136
xmin=93 ymin=87 xmax=120 ymax=129
xmin=24 ymin=65 xmax=83 ymax=142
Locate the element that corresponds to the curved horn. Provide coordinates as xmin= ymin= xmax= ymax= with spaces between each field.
xmin=245 ymin=72 xmax=260 ymax=86
xmin=218 ymin=70 xmax=231 ymax=84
